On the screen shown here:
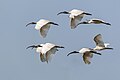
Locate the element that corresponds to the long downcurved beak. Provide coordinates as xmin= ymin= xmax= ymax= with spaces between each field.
xmin=57 ymin=11 xmax=69 ymax=15
xmin=26 ymin=22 xmax=36 ymax=27
xmin=67 ymin=51 xmax=79 ymax=56
xmin=26 ymin=45 xmax=37 ymax=49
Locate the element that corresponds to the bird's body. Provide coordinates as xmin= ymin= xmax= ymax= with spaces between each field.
xmin=77 ymin=18 xmax=111 ymax=26
xmin=57 ymin=9 xmax=92 ymax=29
xmin=26 ymin=19 xmax=59 ymax=38
xmin=35 ymin=19 xmax=50 ymax=30
xmin=93 ymin=34 xmax=113 ymax=51
xmin=67 ymin=48 xmax=101 ymax=64
xmin=26 ymin=43 xmax=64 ymax=63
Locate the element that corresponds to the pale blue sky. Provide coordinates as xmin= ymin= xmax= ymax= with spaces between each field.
xmin=0 ymin=0 xmax=120 ymax=80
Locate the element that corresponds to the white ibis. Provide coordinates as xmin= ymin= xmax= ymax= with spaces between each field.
xmin=41 ymin=43 xmax=64 ymax=63
xmin=57 ymin=9 xmax=92 ymax=29
xmin=76 ymin=18 xmax=111 ymax=26
xmin=93 ymin=34 xmax=113 ymax=51
xmin=67 ymin=48 xmax=101 ymax=64
xmin=26 ymin=19 xmax=59 ymax=38
xmin=27 ymin=43 xmax=64 ymax=63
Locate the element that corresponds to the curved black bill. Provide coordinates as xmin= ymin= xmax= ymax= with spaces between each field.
xmin=26 ymin=22 xmax=36 ymax=27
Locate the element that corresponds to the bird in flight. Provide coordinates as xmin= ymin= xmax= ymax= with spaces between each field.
xmin=76 ymin=18 xmax=111 ymax=27
xmin=57 ymin=9 xmax=92 ymax=29
xmin=93 ymin=34 xmax=113 ymax=51
xmin=27 ymin=43 xmax=64 ymax=63
xmin=67 ymin=48 xmax=101 ymax=64
xmin=26 ymin=19 xmax=59 ymax=38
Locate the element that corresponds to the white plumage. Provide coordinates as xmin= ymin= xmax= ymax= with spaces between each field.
xmin=93 ymin=34 xmax=113 ymax=51
xmin=57 ymin=9 xmax=92 ymax=29
xmin=35 ymin=19 xmax=50 ymax=30
xmin=26 ymin=43 xmax=64 ymax=63
xmin=26 ymin=19 xmax=59 ymax=38
xmin=67 ymin=48 xmax=101 ymax=64
xmin=76 ymin=18 xmax=111 ymax=26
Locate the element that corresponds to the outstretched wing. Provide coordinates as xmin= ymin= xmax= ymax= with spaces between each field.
xmin=94 ymin=34 xmax=105 ymax=47
xmin=40 ymin=53 xmax=46 ymax=62
xmin=45 ymin=47 xmax=58 ymax=63
xmin=41 ymin=43 xmax=56 ymax=63
xmin=83 ymin=52 xmax=93 ymax=64
xmin=70 ymin=14 xmax=84 ymax=29
xmin=40 ymin=24 xmax=50 ymax=38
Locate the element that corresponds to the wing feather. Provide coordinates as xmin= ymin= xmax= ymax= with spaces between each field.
xmin=40 ymin=24 xmax=50 ymax=38
xmin=83 ymin=52 xmax=93 ymax=64
xmin=70 ymin=15 xmax=84 ymax=29
xmin=40 ymin=53 xmax=46 ymax=62
xmin=94 ymin=34 xmax=105 ymax=47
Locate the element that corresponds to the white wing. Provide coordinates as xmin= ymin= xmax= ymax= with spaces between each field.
xmin=40 ymin=53 xmax=46 ymax=62
xmin=35 ymin=19 xmax=49 ymax=30
xmin=41 ymin=43 xmax=57 ymax=63
xmin=40 ymin=24 xmax=50 ymax=38
xmin=70 ymin=14 xmax=84 ymax=29
xmin=45 ymin=47 xmax=58 ymax=63
xmin=94 ymin=34 xmax=105 ymax=47
xmin=41 ymin=43 xmax=55 ymax=54
xmin=83 ymin=52 xmax=93 ymax=64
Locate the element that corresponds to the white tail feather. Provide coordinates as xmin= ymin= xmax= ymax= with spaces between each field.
xmin=104 ymin=43 xmax=110 ymax=47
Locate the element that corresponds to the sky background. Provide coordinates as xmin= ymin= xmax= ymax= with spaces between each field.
xmin=0 ymin=0 xmax=120 ymax=80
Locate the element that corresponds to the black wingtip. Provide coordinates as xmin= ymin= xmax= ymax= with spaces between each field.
xmin=49 ymin=22 xmax=59 ymax=26
xmin=60 ymin=46 xmax=65 ymax=48
xmin=83 ymin=12 xmax=92 ymax=16
xmin=55 ymin=46 xmax=65 ymax=48
xmin=96 ymin=53 xmax=102 ymax=55
xmin=105 ymin=47 xmax=113 ymax=50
